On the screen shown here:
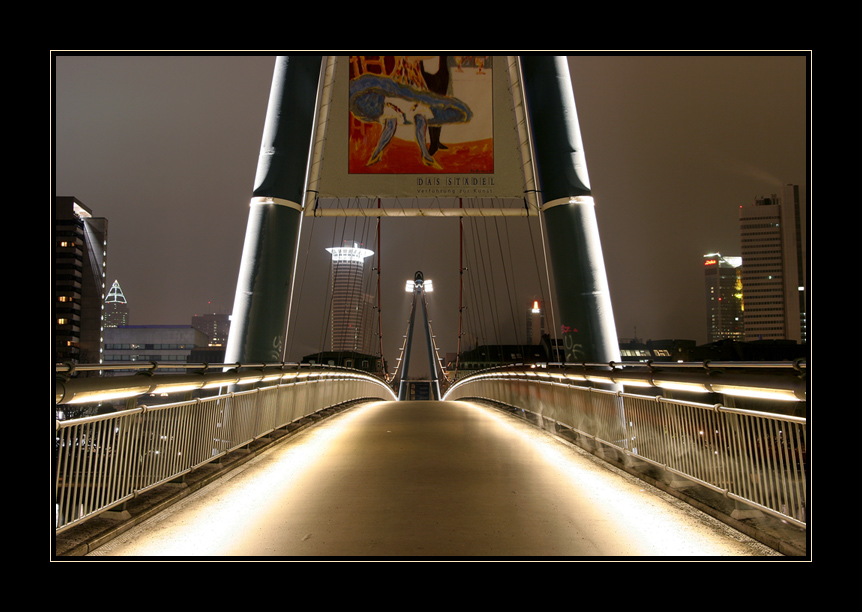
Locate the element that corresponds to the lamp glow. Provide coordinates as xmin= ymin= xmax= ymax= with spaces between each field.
xmin=326 ymin=243 xmax=373 ymax=263
xmin=405 ymin=279 xmax=433 ymax=292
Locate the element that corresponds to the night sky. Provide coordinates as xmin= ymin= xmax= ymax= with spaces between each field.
xmin=53 ymin=53 xmax=809 ymax=370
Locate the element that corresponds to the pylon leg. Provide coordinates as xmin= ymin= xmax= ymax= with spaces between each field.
xmin=521 ymin=56 xmax=620 ymax=365
xmin=224 ymin=56 xmax=323 ymax=365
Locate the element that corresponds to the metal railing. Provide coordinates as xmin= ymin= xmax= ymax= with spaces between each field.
xmin=55 ymin=360 xmax=807 ymax=533
xmin=443 ymin=361 xmax=807 ymax=528
xmin=55 ymin=363 xmax=396 ymax=533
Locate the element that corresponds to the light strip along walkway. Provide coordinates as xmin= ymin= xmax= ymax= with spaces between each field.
xmin=89 ymin=400 xmax=779 ymax=558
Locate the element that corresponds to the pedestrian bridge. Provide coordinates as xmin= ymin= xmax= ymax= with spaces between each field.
xmin=54 ymin=360 xmax=807 ymax=557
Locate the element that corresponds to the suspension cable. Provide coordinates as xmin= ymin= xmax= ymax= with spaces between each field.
xmin=285 ymin=196 xmax=318 ymax=361
xmin=493 ymin=215 xmax=521 ymax=347
xmin=535 ymin=200 xmax=558 ymax=358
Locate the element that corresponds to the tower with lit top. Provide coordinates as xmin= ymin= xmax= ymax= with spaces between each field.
xmin=703 ymin=254 xmax=744 ymax=342
xmin=104 ymin=280 xmax=130 ymax=327
xmin=326 ymin=242 xmax=374 ymax=352
xmin=526 ymin=299 xmax=545 ymax=345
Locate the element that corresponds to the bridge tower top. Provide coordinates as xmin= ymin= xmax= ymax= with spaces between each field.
xmin=224 ymin=55 xmax=620 ymax=373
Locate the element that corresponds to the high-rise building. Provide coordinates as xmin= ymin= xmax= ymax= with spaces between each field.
xmin=703 ymin=253 xmax=744 ymax=342
xmin=54 ymin=197 xmax=108 ymax=364
xmin=104 ymin=280 xmax=130 ymax=327
xmin=525 ymin=298 xmax=545 ymax=345
xmin=192 ymin=312 xmax=231 ymax=346
xmin=739 ymin=184 xmax=807 ymax=343
xmin=326 ymin=242 xmax=375 ymax=352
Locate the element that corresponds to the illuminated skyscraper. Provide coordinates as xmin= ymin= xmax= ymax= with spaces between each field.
xmin=55 ymin=196 xmax=108 ymax=364
xmin=703 ymin=253 xmax=744 ymax=342
xmin=326 ymin=242 xmax=374 ymax=352
xmin=104 ymin=280 xmax=130 ymax=327
xmin=739 ymin=185 xmax=807 ymax=342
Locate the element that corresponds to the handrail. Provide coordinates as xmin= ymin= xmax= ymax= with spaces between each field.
xmin=56 ymin=359 xmax=807 ymax=406
xmin=447 ymin=360 xmax=807 ymax=402
xmin=54 ymin=360 xmax=806 ymax=535
xmin=55 ymin=362 xmax=392 ymax=406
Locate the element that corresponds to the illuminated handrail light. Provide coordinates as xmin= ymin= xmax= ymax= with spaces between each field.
xmin=618 ymin=379 xmax=654 ymax=388
xmin=65 ymin=389 xmax=144 ymax=404
xmin=202 ymin=379 xmax=233 ymax=389
xmin=585 ymin=372 xmax=614 ymax=384
xmin=563 ymin=372 xmax=588 ymax=381
xmin=150 ymin=382 xmax=203 ymax=395
xmin=711 ymin=385 xmax=802 ymax=402
xmin=654 ymin=380 xmax=711 ymax=394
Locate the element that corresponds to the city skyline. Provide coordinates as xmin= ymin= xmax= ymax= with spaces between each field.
xmin=53 ymin=53 xmax=810 ymax=364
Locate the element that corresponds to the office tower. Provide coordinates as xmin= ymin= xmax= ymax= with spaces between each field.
xmin=526 ymin=299 xmax=545 ymax=345
xmin=55 ymin=197 xmax=108 ymax=364
xmin=192 ymin=312 xmax=232 ymax=346
xmin=703 ymin=253 xmax=744 ymax=342
xmin=104 ymin=280 xmax=130 ymax=327
xmin=739 ymin=184 xmax=807 ymax=342
xmin=326 ymin=242 xmax=374 ymax=352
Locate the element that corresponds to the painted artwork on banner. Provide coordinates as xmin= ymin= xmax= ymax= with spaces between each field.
xmin=348 ymin=56 xmax=493 ymax=175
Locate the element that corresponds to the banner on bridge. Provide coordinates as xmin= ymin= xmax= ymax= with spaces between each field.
xmin=310 ymin=56 xmax=532 ymax=210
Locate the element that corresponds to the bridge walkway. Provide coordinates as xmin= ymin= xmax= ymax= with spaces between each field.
xmin=86 ymin=400 xmax=779 ymax=557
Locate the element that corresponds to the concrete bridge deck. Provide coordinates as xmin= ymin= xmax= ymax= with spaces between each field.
xmin=84 ymin=400 xmax=780 ymax=558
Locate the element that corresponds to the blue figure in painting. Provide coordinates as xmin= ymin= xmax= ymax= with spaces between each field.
xmin=349 ymin=56 xmax=472 ymax=169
